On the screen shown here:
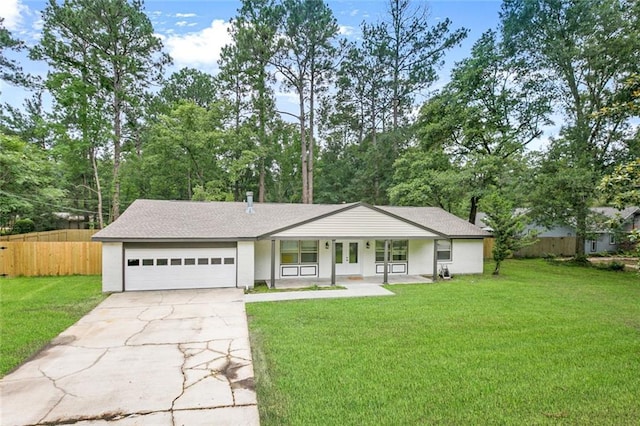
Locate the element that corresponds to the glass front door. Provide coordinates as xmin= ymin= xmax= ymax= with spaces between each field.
xmin=335 ymin=241 xmax=360 ymax=275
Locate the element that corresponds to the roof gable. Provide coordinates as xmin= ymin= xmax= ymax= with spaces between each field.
xmin=265 ymin=204 xmax=444 ymax=239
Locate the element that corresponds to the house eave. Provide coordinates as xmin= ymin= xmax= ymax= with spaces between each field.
xmin=92 ymin=237 xmax=257 ymax=243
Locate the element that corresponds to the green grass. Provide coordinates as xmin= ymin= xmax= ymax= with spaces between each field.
xmin=247 ymin=259 xmax=640 ymax=425
xmin=0 ymin=275 xmax=106 ymax=377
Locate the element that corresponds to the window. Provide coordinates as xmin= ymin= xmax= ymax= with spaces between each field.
xmin=211 ymin=258 xmax=222 ymax=265
xmin=300 ymin=240 xmax=318 ymax=263
xmin=198 ymin=258 xmax=209 ymax=265
xmin=609 ymin=234 xmax=616 ymax=245
xmin=157 ymin=259 xmax=168 ymax=266
xmin=127 ymin=259 xmax=140 ymax=267
xmin=185 ymin=258 xmax=196 ymax=265
xmin=170 ymin=258 xmax=182 ymax=266
xmin=280 ymin=241 xmax=299 ymax=264
xmin=436 ymin=240 xmax=452 ymax=261
xmin=375 ymin=240 xmax=408 ymax=262
xmin=280 ymin=240 xmax=318 ymax=264
xmin=590 ymin=240 xmax=597 ymax=252
xmin=142 ymin=259 xmax=154 ymax=266
xmin=224 ymin=257 xmax=235 ymax=265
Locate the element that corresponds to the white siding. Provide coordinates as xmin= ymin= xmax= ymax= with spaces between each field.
xmin=318 ymin=240 xmax=333 ymax=278
xmin=439 ymin=239 xmax=483 ymax=275
xmin=408 ymin=240 xmax=434 ymax=275
xmin=237 ymin=241 xmax=255 ymax=288
xmin=272 ymin=206 xmax=438 ymax=238
xmin=254 ymin=240 xmax=273 ymax=281
xmin=102 ymin=242 xmax=123 ymax=292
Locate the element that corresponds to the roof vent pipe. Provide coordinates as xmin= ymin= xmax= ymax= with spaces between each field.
xmin=246 ymin=191 xmax=255 ymax=214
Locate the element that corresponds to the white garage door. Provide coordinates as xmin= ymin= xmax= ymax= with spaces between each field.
xmin=125 ymin=247 xmax=236 ymax=291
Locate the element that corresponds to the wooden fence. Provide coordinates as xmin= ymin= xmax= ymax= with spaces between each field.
xmin=483 ymin=237 xmax=577 ymax=259
xmin=0 ymin=229 xmax=98 ymax=242
xmin=0 ymin=241 xmax=102 ymax=277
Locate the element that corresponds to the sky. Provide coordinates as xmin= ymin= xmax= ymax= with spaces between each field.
xmin=1 ymin=0 xmax=513 ymax=136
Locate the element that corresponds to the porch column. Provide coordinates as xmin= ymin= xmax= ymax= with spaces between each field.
xmin=383 ymin=239 xmax=389 ymax=284
xmin=270 ymin=239 xmax=276 ymax=289
xmin=331 ymin=239 xmax=336 ymax=286
xmin=433 ymin=239 xmax=438 ymax=280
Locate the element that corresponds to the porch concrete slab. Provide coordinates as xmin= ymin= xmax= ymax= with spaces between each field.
xmin=245 ymin=283 xmax=395 ymax=303
xmin=0 ymin=288 xmax=259 ymax=426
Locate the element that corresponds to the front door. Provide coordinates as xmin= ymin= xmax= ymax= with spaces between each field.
xmin=335 ymin=241 xmax=360 ymax=275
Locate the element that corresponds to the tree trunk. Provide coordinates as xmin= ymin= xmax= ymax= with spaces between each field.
xmin=90 ymin=147 xmax=104 ymax=229
xmin=575 ymin=206 xmax=587 ymax=259
xmin=308 ymin=72 xmax=315 ymax=204
xmin=299 ymin=88 xmax=308 ymax=204
xmin=468 ymin=196 xmax=479 ymax=224
xmin=493 ymin=260 xmax=501 ymax=275
xmin=259 ymin=160 xmax=266 ymax=203
xmin=111 ymin=85 xmax=122 ymax=222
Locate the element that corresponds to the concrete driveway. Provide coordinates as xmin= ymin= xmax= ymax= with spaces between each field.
xmin=1 ymin=289 xmax=259 ymax=426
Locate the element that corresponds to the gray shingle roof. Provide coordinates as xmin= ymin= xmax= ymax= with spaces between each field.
xmin=92 ymin=199 xmax=489 ymax=241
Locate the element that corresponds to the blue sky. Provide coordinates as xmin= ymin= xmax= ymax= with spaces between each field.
xmin=1 ymin=0 xmax=508 ymax=134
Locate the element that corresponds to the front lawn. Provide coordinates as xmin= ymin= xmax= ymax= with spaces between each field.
xmin=0 ymin=275 xmax=105 ymax=376
xmin=247 ymin=259 xmax=640 ymax=425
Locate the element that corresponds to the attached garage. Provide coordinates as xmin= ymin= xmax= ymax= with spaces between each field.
xmin=124 ymin=244 xmax=237 ymax=291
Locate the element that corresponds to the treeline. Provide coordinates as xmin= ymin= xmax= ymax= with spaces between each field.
xmin=1 ymin=0 xmax=639 ymax=256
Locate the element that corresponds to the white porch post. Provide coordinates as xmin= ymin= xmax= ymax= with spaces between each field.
xmin=383 ymin=239 xmax=389 ymax=284
xmin=433 ymin=239 xmax=438 ymax=280
xmin=331 ymin=239 xmax=336 ymax=286
xmin=270 ymin=239 xmax=276 ymax=289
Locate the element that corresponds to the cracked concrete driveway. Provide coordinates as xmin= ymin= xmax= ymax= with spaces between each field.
xmin=1 ymin=289 xmax=259 ymax=426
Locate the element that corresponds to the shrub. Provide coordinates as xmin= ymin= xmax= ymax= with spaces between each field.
xmin=12 ymin=219 xmax=35 ymax=234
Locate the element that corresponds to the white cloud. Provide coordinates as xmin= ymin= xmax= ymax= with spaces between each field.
xmin=0 ymin=0 xmax=27 ymax=30
xmin=176 ymin=21 xmax=189 ymax=27
xmin=339 ymin=25 xmax=355 ymax=36
xmin=350 ymin=9 xmax=359 ymax=17
xmin=163 ymin=19 xmax=232 ymax=68
xmin=176 ymin=13 xmax=197 ymax=18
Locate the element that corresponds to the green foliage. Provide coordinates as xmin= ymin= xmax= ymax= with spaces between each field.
xmin=0 ymin=133 xmax=65 ymax=228
xmin=598 ymin=159 xmax=640 ymax=209
xmin=481 ymin=193 xmax=537 ymax=274
xmin=12 ymin=218 xmax=35 ymax=234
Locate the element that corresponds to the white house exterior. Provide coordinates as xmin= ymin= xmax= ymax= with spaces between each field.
xmin=93 ymin=198 xmax=489 ymax=292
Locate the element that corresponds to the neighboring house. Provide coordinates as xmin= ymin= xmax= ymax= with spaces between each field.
xmin=476 ymin=206 xmax=640 ymax=255
xmin=92 ymin=196 xmax=489 ymax=292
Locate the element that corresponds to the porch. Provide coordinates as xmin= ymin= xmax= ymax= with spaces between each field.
xmin=266 ymin=274 xmax=433 ymax=289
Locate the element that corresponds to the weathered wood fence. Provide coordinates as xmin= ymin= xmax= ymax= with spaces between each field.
xmin=483 ymin=237 xmax=577 ymax=259
xmin=0 ymin=230 xmax=101 ymax=277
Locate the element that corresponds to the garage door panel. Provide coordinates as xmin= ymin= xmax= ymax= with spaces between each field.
xmin=125 ymin=247 xmax=236 ymax=291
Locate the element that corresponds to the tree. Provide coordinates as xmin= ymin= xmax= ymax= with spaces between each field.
xmin=0 ymin=133 xmax=65 ymax=229
xmin=220 ymin=0 xmax=281 ymax=203
xmin=271 ymin=0 xmax=339 ymax=203
xmin=501 ymin=0 xmax=639 ymax=257
xmin=158 ymin=67 xmax=219 ymax=109
xmin=481 ymin=192 xmax=537 ymax=275
xmin=413 ymin=30 xmax=550 ymax=224
xmin=33 ymin=0 xmax=171 ymax=222
xmin=0 ymin=18 xmax=29 ymax=90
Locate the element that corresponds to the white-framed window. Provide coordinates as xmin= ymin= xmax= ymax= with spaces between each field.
xmin=280 ymin=240 xmax=318 ymax=264
xmin=375 ymin=240 xmax=408 ymax=262
xmin=590 ymin=240 xmax=597 ymax=252
xmin=436 ymin=240 xmax=452 ymax=261
xmin=609 ymin=234 xmax=616 ymax=245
